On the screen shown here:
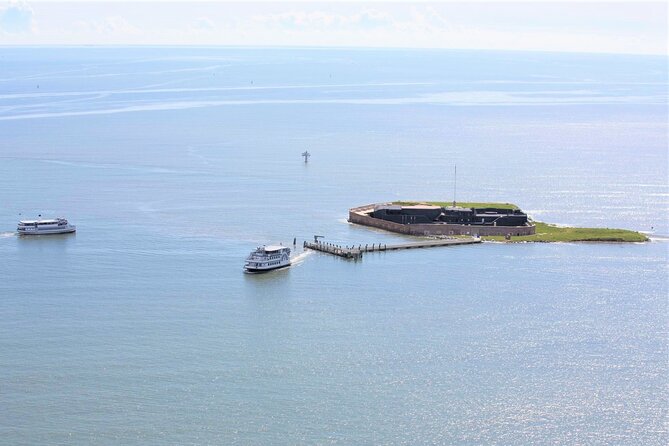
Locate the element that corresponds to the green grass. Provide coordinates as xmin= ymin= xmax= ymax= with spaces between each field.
xmin=390 ymin=200 xmax=647 ymax=242
xmin=483 ymin=222 xmax=648 ymax=243
xmin=393 ymin=201 xmax=519 ymax=210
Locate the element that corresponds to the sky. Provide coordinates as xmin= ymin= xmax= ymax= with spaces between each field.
xmin=0 ymin=1 xmax=666 ymax=55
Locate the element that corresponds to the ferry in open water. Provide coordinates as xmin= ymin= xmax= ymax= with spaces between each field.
xmin=244 ymin=245 xmax=291 ymax=273
xmin=17 ymin=217 xmax=76 ymax=235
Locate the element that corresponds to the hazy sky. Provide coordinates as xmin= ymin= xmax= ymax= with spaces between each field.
xmin=0 ymin=1 xmax=666 ymax=55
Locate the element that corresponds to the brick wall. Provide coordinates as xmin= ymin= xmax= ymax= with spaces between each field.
xmin=348 ymin=204 xmax=535 ymax=237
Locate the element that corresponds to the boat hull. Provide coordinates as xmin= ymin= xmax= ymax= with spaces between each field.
xmin=18 ymin=226 xmax=76 ymax=235
xmin=244 ymin=263 xmax=291 ymax=273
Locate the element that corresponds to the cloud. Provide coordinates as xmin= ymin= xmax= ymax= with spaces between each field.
xmin=355 ymin=9 xmax=391 ymax=29
xmin=1 ymin=2 xmax=664 ymax=55
xmin=255 ymin=9 xmax=393 ymax=30
xmin=0 ymin=1 xmax=35 ymax=34
xmin=191 ymin=17 xmax=215 ymax=32
xmin=74 ymin=16 xmax=139 ymax=36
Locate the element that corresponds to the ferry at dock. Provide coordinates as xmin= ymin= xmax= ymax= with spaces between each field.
xmin=244 ymin=245 xmax=291 ymax=273
xmin=17 ymin=217 xmax=76 ymax=235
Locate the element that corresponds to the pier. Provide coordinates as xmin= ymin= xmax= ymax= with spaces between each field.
xmin=303 ymin=237 xmax=481 ymax=260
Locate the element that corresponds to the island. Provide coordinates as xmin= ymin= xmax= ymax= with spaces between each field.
xmin=348 ymin=201 xmax=647 ymax=243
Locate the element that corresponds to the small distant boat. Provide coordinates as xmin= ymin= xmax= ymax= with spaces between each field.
xmin=244 ymin=245 xmax=291 ymax=273
xmin=17 ymin=217 xmax=76 ymax=235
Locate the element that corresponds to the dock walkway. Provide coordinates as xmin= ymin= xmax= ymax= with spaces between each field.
xmin=303 ymin=237 xmax=481 ymax=260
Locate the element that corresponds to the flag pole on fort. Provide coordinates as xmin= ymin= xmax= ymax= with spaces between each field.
xmin=453 ymin=165 xmax=457 ymax=207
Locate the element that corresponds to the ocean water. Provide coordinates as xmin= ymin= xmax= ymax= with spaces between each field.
xmin=0 ymin=47 xmax=667 ymax=444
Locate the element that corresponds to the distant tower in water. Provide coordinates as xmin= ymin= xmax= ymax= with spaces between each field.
xmin=302 ymin=151 xmax=311 ymax=163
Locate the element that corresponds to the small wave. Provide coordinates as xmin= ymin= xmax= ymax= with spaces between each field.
xmin=40 ymin=159 xmax=177 ymax=174
xmin=0 ymin=81 xmax=433 ymax=101
xmin=186 ymin=145 xmax=211 ymax=166
xmin=0 ymin=97 xmax=626 ymax=122
xmin=0 ymin=231 xmax=16 ymax=238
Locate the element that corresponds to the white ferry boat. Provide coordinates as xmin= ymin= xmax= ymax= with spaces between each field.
xmin=244 ymin=245 xmax=291 ymax=273
xmin=17 ymin=217 xmax=76 ymax=235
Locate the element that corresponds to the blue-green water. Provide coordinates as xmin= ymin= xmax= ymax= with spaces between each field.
xmin=1 ymin=48 xmax=667 ymax=444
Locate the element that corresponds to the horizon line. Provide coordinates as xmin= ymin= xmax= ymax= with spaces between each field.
xmin=0 ymin=44 xmax=667 ymax=58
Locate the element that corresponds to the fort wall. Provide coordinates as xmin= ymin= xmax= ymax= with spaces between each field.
xmin=349 ymin=204 xmax=536 ymax=237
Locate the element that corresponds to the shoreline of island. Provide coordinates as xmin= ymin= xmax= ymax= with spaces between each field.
xmin=348 ymin=201 xmax=648 ymax=243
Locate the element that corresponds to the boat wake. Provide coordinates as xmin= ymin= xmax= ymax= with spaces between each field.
xmin=0 ymin=231 xmax=16 ymax=238
xmin=290 ymin=249 xmax=313 ymax=266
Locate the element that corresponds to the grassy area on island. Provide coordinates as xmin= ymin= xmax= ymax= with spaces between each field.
xmin=390 ymin=201 xmax=647 ymax=242
xmin=482 ymin=222 xmax=648 ymax=243
xmin=393 ymin=201 xmax=520 ymax=210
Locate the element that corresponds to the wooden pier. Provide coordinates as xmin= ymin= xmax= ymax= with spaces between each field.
xmin=303 ymin=237 xmax=481 ymax=260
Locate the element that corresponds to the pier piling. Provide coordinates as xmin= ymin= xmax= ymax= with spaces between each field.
xmin=304 ymin=237 xmax=481 ymax=260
